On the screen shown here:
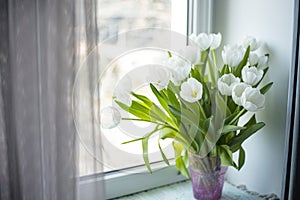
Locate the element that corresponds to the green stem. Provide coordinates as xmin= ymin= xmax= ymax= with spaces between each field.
xmin=199 ymin=49 xmax=210 ymax=76
xmin=208 ymin=58 xmax=217 ymax=87
xmin=212 ymin=50 xmax=218 ymax=70
xmin=225 ymin=96 xmax=231 ymax=114
xmin=229 ymin=108 xmax=246 ymax=125
xmin=122 ymin=125 xmax=163 ymax=144
xmin=197 ymin=101 xmax=207 ymax=119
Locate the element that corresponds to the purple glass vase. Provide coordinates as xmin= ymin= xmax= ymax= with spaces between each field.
xmin=188 ymin=152 xmax=228 ymax=200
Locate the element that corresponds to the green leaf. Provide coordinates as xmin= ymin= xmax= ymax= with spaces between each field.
xmin=160 ymin=88 xmax=169 ymax=100
xmin=224 ymin=108 xmax=246 ymax=125
xmin=166 ymin=87 xmax=181 ymax=123
xmin=159 ymin=127 xmax=177 ymax=140
xmin=122 ymin=137 xmax=144 ymax=144
xmin=180 ymin=99 xmax=202 ymax=118
xmin=159 ymin=128 xmax=191 ymax=150
xmin=220 ymin=64 xmax=230 ymax=75
xmin=148 ymin=85 xmax=178 ymax=128
xmin=168 ymin=51 xmax=172 ymax=57
xmin=234 ymin=46 xmax=250 ymax=77
xmin=168 ymin=81 xmax=180 ymax=94
xmin=158 ymin=141 xmax=170 ymax=166
xmin=142 ymin=137 xmax=152 ymax=173
xmin=131 ymin=92 xmax=153 ymax=107
xmin=173 ymin=142 xmax=190 ymax=178
xmin=114 ymin=100 xmax=130 ymax=111
xmin=115 ymin=100 xmax=151 ymax=121
xmin=183 ymin=150 xmax=189 ymax=166
xmin=218 ymin=132 xmax=235 ymax=145
xmin=150 ymin=83 xmax=169 ymax=113
xmin=260 ymin=82 xmax=273 ymax=94
xmin=222 ymin=125 xmax=246 ymax=134
xmin=191 ymin=67 xmax=201 ymax=82
xmin=227 ymin=97 xmax=238 ymax=114
xmin=121 ymin=117 xmax=154 ymax=123
xmin=168 ymin=105 xmax=204 ymax=135
xmin=131 ymin=101 xmax=150 ymax=113
xmin=238 ymin=147 xmax=245 ymax=170
xmin=229 ymin=122 xmax=265 ymax=152
xmin=142 ymin=127 xmax=161 ymax=173
xmin=203 ymin=117 xmax=212 ymax=132
xmin=244 ymin=114 xmax=257 ymax=128
xmin=166 ymin=87 xmax=180 ymax=110
xmin=149 ymin=105 xmax=167 ymax=121
xmin=218 ymin=145 xmax=234 ymax=166
xmin=201 ymin=81 xmax=211 ymax=103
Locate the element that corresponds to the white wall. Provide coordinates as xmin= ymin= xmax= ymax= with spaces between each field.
xmin=213 ymin=0 xmax=294 ymax=196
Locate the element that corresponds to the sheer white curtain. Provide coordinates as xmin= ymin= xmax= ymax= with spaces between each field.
xmin=0 ymin=0 xmax=104 ymax=199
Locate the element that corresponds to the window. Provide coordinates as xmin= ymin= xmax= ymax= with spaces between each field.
xmin=78 ymin=0 xmax=214 ymax=199
xmin=79 ymin=0 xmax=188 ymax=175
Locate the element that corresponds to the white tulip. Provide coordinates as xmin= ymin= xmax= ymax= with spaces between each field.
xmin=222 ymin=44 xmax=245 ymax=68
xmin=170 ymin=65 xmax=191 ymax=86
xmin=243 ymin=36 xmax=260 ymax=51
xmin=257 ymin=56 xmax=269 ymax=69
xmin=148 ymin=68 xmax=170 ymax=91
xmin=242 ymin=66 xmax=263 ymax=86
xmin=196 ymin=33 xmax=212 ymax=51
xmin=241 ymin=87 xmax=265 ymax=112
xmin=180 ymin=77 xmax=203 ymax=103
xmin=101 ymin=106 xmax=121 ymax=129
xmin=189 ymin=33 xmax=209 ymax=50
xmin=232 ymin=83 xmax=251 ymax=106
xmin=255 ymin=42 xmax=270 ymax=56
xmin=189 ymin=33 xmax=198 ymax=45
xmin=217 ymin=73 xmax=241 ymax=96
xmin=165 ymin=56 xmax=191 ymax=86
xmin=189 ymin=32 xmax=222 ymax=51
xmin=249 ymin=53 xmax=259 ymax=66
xmin=210 ymin=32 xmax=222 ymax=50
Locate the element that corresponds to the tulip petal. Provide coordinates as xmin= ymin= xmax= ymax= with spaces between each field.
xmin=242 ymin=66 xmax=263 ymax=86
xmin=241 ymin=87 xmax=265 ymax=112
xmin=101 ymin=106 xmax=121 ymax=129
xmin=180 ymin=77 xmax=203 ymax=103
xmin=232 ymin=83 xmax=250 ymax=106
xmin=217 ymin=73 xmax=240 ymax=96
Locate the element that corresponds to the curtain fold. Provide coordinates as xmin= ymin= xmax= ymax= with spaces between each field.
xmin=0 ymin=0 xmax=104 ymax=199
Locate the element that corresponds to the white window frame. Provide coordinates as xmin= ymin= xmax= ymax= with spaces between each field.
xmin=79 ymin=1 xmax=214 ymax=199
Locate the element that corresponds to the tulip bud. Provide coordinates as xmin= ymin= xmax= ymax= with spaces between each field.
xmin=243 ymin=36 xmax=260 ymax=51
xmin=241 ymin=87 xmax=265 ymax=112
xmin=222 ymin=44 xmax=245 ymax=68
xmin=242 ymin=66 xmax=263 ymax=86
xmin=217 ymin=73 xmax=241 ymax=96
xmin=232 ymin=83 xmax=251 ymax=106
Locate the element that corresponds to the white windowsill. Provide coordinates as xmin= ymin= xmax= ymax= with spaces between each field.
xmin=79 ymin=161 xmax=187 ymax=200
xmin=111 ymin=180 xmax=274 ymax=200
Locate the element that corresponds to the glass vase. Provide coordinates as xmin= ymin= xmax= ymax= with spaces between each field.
xmin=188 ymin=152 xmax=228 ymax=200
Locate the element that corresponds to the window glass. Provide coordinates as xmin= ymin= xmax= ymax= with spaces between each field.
xmin=79 ymin=0 xmax=187 ymax=176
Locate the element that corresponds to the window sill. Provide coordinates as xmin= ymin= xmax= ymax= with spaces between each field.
xmin=110 ymin=180 xmax=279 ymax=200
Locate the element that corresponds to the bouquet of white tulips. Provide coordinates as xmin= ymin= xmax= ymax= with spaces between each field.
xmin=110 ymin=33 xmax=272 ymax=177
